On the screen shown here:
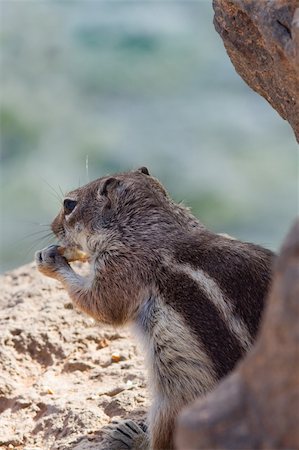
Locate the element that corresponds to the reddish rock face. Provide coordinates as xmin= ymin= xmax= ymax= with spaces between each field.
xmin=213 ymin=0 xmax=299 ymax=142
xmin=176 ymin=219 xmax=299 ymax=450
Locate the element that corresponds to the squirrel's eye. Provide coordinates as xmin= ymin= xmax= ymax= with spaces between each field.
xmin=63 ymin=199 xmax=77 ymax=215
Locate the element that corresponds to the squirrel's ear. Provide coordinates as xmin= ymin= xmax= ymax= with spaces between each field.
xmin=137 ymin=166 xmax=150 ymax=176
xmin=99 ymin=177 xmax=120 ymax=197
xmin=98 ymin=178 xmax=121 ymax=226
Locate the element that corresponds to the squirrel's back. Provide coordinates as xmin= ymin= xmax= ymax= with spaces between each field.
xmin=137 ymin=229 xmax=274 ymax=390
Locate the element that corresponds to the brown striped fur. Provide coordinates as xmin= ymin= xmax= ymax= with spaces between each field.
xmin=35 ymin=168 xmax=274 ymax=450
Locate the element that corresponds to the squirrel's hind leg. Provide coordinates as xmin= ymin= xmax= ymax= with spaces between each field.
xmin=102 ymin=419 xmax=149 ymax=450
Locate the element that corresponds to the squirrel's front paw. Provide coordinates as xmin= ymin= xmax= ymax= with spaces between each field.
xmin=35 ymin=244 xmax=70 ymax=279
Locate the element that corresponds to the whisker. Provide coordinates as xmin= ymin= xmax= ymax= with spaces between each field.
xmin=58 ymin=184 xmax=65 ymax=199
xmin=13 ymin=231 xmax=54 ymax=248
xmin=18 ymin=220 xmax=51 ymax=228
xmin=20 ymin=230 xmax=54 ymax=241
xmin=22 ymin=234 xmax=56 ymax=261
xmin=46 ymin=190 xmax=62 ymax=205
xmin=86 ymin=154 xmax=89 ymax=183
xmin=41 ymin=178 xmax=63 ymax=205
xmin=34 ymin=223 xmax=51 ymax=227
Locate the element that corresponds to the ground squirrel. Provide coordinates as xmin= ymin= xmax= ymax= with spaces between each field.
xmin=36 ymin=167 xmax=274 ymax=450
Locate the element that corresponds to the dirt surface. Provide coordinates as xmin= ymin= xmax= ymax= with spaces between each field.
xmin=0 ymin=263 xmax=148 ymax=450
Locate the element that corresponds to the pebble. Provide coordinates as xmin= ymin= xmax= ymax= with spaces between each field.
xmin=111 ymin=353 xmax=127 ymax=363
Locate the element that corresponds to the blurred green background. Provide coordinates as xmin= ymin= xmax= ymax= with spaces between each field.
xmin=0 ymin=1 xmax=298 ymax=273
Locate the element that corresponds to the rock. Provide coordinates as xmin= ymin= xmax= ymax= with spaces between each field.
xmin=62 ymin=360 xmax=95 ymax=373
xmin=213 ymin=0 xmax=299 ymax=142
xmin=176 ymin=219 xmax=299 ymax=449
xmin=0 ymin=263 xmax=148 ymax=449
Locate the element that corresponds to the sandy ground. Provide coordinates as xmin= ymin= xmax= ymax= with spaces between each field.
xmin=0 ymin=263 xmax=149 ymax=450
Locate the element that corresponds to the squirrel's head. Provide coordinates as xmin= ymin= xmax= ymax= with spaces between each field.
xmin=51 ymin=167 xmax=173 ymax=255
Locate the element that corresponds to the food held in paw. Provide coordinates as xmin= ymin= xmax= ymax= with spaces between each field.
xmin=58 ymin=246 xmax=89 ymax=263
